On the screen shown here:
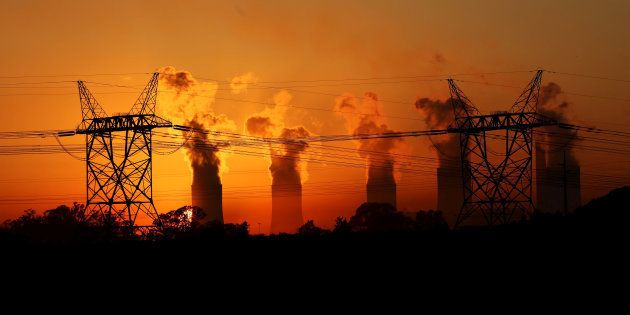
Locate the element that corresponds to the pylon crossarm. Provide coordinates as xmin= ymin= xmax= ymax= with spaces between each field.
xmin=77 ymin=81 xmax=108 ymax=130
xmin=129 ymin=73 xmax=159 ymax=116
xmin=511 ymin=70 xmax=543 ymax=113
xmin=447 ymin=79 xmax=481 ymax=128
xmin=76 ymin=114 xmax=172 ymax=134
xmin=448 ymin=112 xmax=557 ymax=133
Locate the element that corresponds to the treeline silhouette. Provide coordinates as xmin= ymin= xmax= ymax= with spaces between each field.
xmin=1 ymin=186 xmax=628 ymax=248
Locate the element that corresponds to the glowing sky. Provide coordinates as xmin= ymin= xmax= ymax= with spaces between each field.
xmin=1 ymin=0 xmax=629 ymax=231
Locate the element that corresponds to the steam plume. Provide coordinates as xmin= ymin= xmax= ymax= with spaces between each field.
xmin=230 ymin=72 xmax=258 ymax=95
xmin=158 ymin=66 xmax=235 ymax=221
xmin=269 ymin=127 xmax=311 ymax=186
xmin=158 ymin=65 xmax=235 ymax=174
xmin=184 ymin=119 xmax=221 ymax=188
xmin=414 ymin=97 xmax=460 ymax=167
xmin=335 ymin=92 xmax=402 ymax=191
xmin=538 ymin=82 xmax=579 ymax=165
xmin=245 ymin=90 xmax=311 ymax=185
xmin=160 ymin=67 xmax=196 ymax=95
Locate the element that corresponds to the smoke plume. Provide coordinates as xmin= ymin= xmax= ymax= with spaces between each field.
xmin=184 ymin=119 xmax=221 ymax=188
xmin=245 ymin=90 xmax=311 ymax=185
xmin=414 ymin=97 xmax=460 ymax=167
xmin=160 ymin=67 xmax=196 ymax=96
xmin=230 ymin=72 xmax=258 ymax=95
xmin=538 ymin=82 xmax=579 ymax=165
xmin=158 ymin=65 xmax=236 ymax=184
xmin=270 ymin=127 xmax=311 ymax=186
xmin=335 ymin=92 xmax=402 ymax=187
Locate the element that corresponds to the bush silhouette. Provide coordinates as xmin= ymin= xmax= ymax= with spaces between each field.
xmin=349 ymin=202 xmax=415 ymax=232
xmin=298 ymin=220 xmax=327 ymax=237
xmin=415 ymin=210 xmax=449 ymax=232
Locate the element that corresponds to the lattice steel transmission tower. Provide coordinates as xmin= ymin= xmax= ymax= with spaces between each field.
xmin=449 ymin=70 xmax=557 ymax=227
xmin=75 ymin=73 xmax=171 ymax=229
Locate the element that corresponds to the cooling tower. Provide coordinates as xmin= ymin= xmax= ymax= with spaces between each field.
xmin=271 ymin=183 xmax=303 ymax=233
xmin=437 ymin=166 xmax=463 ymax=226
xmin=535 ymin=143 xmax=548 ymax=212
xmin=536 ymin=145 xmax=581 ymax=213
xmin=191 ymin=183 xmax=223 ymax=223
xmin=366 ymin=182 xmax=397 ymax=208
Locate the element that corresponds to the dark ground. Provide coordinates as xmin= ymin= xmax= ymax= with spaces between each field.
xmin=1 ymin=187 xmax=628 ymax=292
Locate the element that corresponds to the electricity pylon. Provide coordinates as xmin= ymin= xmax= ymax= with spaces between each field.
xmin=75 ymin=73 xmax=171 ymax=230
xmin=449 ymin=70 xmax=557 ymax=226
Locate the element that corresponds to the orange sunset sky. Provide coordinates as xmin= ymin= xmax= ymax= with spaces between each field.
xmin=1 ymin=0 xmax=629 ymax=232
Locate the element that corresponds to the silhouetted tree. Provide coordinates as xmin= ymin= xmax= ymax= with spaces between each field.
xmin=298 ymin=220 xmax=327 ymax=237
xmin=415 ymin=210 xmax=449 ymax=232
xmin=153 ymin=206 xmax=207 ymax=240
xmin=194 ymin=220 xmax=249 ymax=240
xmin=224 ymin=222 xmax=250 ymax=239
xmin=4 ymin=209 xmax=40 ymax=230
xmin=2 ymin=203 xmax=93 ymax=242
xmin=349 ymin=202 xmax=415 ymax=232
xmin=332 ymin=217 xmax=351 ymax=235
xmin=157 ymin=206 xmax=206 ymax=233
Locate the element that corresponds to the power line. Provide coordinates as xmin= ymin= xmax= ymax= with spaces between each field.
xmin=0 ymin=70 xmax=531 ymax=82
xmin=0 ymin=80 xmax=75 ymax=86
xmin=456 ymin=79 xmax=630 ymax=103
xmin=3 ymin=122 xmax=630 ymax=163
xmin=1 ymin=177 xmax=625 ymax=206
xmin=547 ymin=70 xmax=630 ymax=84
xmin=202 ymin=70 xmax=534 ymax=84
xmin=0 ymin=72 xmax=151 ymax=79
